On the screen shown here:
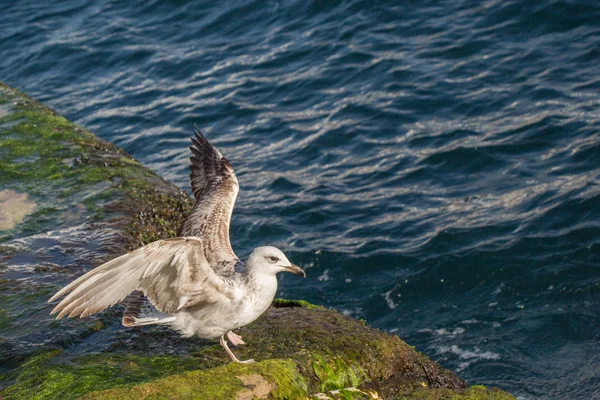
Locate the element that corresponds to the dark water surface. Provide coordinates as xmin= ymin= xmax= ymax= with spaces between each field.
xmin=1 ymin=0 xmax=600 ymax=398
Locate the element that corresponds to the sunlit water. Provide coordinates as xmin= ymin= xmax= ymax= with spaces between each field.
xmin=1 ymin=1 xmax=600 ymax=398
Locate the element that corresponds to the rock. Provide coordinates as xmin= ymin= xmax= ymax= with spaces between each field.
xmin=0 ymin=81 xmax=515 ymax=399
xmin=0 ymin=189 xmax=37 ymax=230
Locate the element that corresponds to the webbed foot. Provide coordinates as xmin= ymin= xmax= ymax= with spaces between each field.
xmin=220 ymin=334 xmax=253 ymax=364
xmin=227 ymin=330 xmax=245 ymax=346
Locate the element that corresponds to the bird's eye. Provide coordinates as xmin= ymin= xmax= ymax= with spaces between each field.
xmin=267 ymin=255 xmax=279 ymax=263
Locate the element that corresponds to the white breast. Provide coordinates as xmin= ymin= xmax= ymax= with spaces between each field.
xmin=172 ymin=274 xmax=278 ymax=339
xmin=234 ymin=275 xmax=278 ymax=329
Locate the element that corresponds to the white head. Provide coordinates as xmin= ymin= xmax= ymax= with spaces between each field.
xmin=247 ymin=246 xmax=306 ymax=277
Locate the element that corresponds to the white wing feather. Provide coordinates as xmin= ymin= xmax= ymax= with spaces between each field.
xmin=48 ymin=237 xmax=236 ymax=319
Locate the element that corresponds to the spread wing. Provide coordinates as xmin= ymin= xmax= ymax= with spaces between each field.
xmin=178 ymin=127 xmax=240 ymax=275
xmin=48 ymin=237 xmax=237 ymax=319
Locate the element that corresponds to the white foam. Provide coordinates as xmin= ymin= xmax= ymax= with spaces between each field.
xmin=417 ymin=327 xmax=465 ymax=336
xmin=384 ymin=289 xmax=397 ymax=309
xmin=434 ymin=327 xmax=466 ymax=336
xmin=438 ymin=345 xmax=500 ymax=371
xmin=317 ymin=269 xmax=330 ymax=282
xmin=341 ymin=307 xmax=363 ymax=318
xmin=492 ymin=283 xmax=505 ymax=295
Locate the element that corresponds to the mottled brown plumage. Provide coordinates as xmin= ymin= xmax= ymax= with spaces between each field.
xmin=178 ymin=126 xmax=241 ymax=275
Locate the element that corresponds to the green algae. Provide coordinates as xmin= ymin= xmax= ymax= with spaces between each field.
xmin=311 ymin=387 xmax=382 ymax=400
xmin=2 ymin=302 xmax=492 ymax=400
xmin=0 ymin=81 xmax=191 ymax=245
xmin=79 ymin=359 xmax=308 ymax=400
xmin=398 ymin=385 xmax=516 ymax=400
xmin=273 ymin=298 xmax=326 ymax=310
xmin=0 ymin=81 xmax=193 ymax=393
xmin=312 ymin=354 xmax=365 ymax=392
xmin=1 ymin=350 xmax=209 ymax=400
xmin=205 ymin=303 xmax=467 ymax=396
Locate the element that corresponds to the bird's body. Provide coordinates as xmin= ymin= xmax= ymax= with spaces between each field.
xmin=172 ymin=268 xmax=277 ymax=339
xmin=48 ymin=128 xmax=305 ymax=363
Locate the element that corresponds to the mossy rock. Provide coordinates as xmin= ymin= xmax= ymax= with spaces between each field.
xmin=0 ymin=81 xmax=191 ymax=373
xmin=0 ymin=82 xmax=515 ymax=399
xmin=0 ymin=80 xmax=192 ymax=248
xmin=2 ymin=299 xmax=515 ymax=399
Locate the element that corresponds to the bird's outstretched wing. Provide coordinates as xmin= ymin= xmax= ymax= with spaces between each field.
xmin=178 ymin=127 xmax=240 ymax=275
xmin=48 ymin=237 xmax=237 ymax=319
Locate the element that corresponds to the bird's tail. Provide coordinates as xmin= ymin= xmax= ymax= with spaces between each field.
xmin=122 ymin=290 xmax=175 ymax=327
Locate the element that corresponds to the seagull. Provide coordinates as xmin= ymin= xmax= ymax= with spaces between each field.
xmin=48 ymin=128 xmax=306 ymax=364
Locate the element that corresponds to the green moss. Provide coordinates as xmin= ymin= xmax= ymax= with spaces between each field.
xmin=80 ymin=359 xmax=307 ymax=400
xmin=8 ymin=303 xmax=482 ymax=400
xmin=272 ymin=298 xmax=325 ymax=310
xmin=220 ymin=304 xmax=462 ymax=395
xmin=123 ymin=189 xmax=192 ymax=249
xmin=332 ymin=387 xmax=380 ymax=400
xmin=1 ymin=351 xmax=211 ymax=400
xmin=312 ymin=354 xmax=365 ymax=391
xmin=0 ymin=81 xmax=192 ymax=245
xmin=399 ymin=386 xmax=516 ymax=400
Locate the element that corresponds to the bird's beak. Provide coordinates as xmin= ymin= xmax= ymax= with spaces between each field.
xmin=284 ymin=263 xmax=306 ymax=277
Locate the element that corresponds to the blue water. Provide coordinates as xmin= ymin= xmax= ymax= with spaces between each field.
xmin=1 ymin=1 xmax=600 ymax=398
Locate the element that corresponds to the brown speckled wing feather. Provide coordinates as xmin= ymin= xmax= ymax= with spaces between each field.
xmin=121 ymin=290 xmax=146 ymax=326
xmin=178 ymin=127 xmax=240 ymax=276
xmin=48 ymin=237 xmax=236 ymax=319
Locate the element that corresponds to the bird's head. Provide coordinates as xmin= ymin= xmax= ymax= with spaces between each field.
xmin=247 ymin=246 xmax=306 ymax=277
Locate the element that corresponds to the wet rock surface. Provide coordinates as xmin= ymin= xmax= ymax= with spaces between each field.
xmin=0 ymin=81 xmax=193 ymax=377
xmin=0 ymin=82 xmax=514 ymax=399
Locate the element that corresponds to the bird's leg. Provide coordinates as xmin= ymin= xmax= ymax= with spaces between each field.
xmin=226 ymin=330 xmax=245 ymax=346
xmin=220 ymin=334 xmax=255 ymax=364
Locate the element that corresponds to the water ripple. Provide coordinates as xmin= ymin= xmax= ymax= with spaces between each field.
xmin=2 ymin=0 xmax=600 ymax=398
